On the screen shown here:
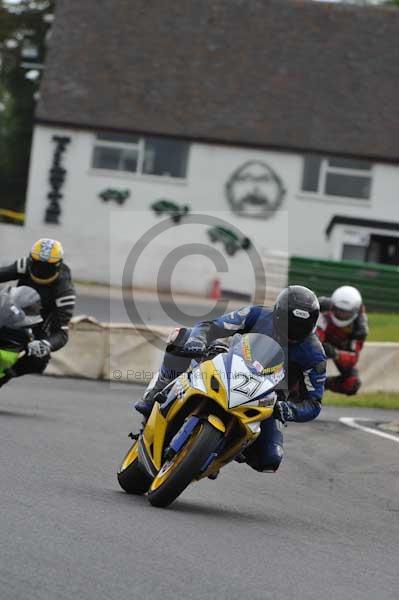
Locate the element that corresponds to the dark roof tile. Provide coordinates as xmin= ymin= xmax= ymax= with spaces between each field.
xmin=37 ymin=0 xmax=399 ymax=161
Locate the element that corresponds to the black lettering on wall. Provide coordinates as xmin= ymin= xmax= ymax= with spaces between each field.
xmin=44 ymin=135 xmax=71 ymax=224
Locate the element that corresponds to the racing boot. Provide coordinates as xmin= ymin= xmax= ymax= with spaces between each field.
xmin=134 ymin=377 xmax=169 ymax=418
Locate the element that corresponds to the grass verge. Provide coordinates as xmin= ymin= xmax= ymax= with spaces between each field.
xmin=323 ymin=391 xmax=399 ymax=410
xmin=367 ymin=313 xmax=399 ymax=342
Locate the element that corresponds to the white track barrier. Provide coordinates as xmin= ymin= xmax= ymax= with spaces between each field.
xmin=47 ymin=317 xmax=107 ymax=380
xmin=46 ymin=317 xmax=169 ymax=383
xmin=45 ymin=317 xmax=399 ymax=393
xmin=327 ymin=342 xmax=399 ymax=393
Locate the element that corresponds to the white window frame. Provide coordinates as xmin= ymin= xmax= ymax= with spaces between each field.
xmin=92 ymin=138 xmax=142 ymax=172
xmin=299 ymin=156 xmax=373 ymax=204
xmin=90 ymin=135 xmax=189 ymax=182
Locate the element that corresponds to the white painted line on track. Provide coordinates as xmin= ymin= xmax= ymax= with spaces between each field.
xmin=340 ymin=417 xmax=399 ymax=444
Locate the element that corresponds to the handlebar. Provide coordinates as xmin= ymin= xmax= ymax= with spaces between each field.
xmin=170 ymin=345 xmax=229 ymax=360
xmin=169 ymin=348 xmax=207 ymax=359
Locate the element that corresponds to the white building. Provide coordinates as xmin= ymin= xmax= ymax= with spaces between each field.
xmin=1 ymin=0 xmax=399 ymax=296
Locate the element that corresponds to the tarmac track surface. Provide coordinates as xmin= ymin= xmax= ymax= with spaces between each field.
xmin=0 ymin=377 xmax=398 ymax=600
xmin=76 ymin=292 xmax=236 ymax=326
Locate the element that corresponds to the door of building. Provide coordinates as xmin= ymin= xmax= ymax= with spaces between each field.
xmin=367 ymin=234 xmax=399 ymax=266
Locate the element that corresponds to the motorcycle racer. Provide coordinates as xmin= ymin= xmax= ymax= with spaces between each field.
xmin=317 ymin=285 xmax=368 ymax=395
xmin=0 ymin=239 xmax=75 ymax=387
xmin=135 ymin=285 xmax=326 ymax=473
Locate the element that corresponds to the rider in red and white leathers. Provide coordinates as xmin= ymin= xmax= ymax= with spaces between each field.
xmin=316 ymin=286 xmax=368 ymax=395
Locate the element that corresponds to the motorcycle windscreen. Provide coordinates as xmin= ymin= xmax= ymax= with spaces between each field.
xmin=230 ymin=333 xmax=285 ymax=377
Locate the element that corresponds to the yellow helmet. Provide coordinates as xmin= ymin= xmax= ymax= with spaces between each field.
xmin=28 ymin=239 xmax=64 ymax=284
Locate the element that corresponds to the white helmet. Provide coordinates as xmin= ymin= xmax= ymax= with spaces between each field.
xmin=330 ymin=286 xmax=362 ymax=327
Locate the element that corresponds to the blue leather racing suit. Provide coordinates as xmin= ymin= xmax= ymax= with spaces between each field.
xmin=159 ymin=305 xmax=326 ymax=472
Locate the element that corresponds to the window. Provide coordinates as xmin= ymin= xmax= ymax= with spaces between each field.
xmin=92 ymin=133 xmax=189 ymax=179
xmin=342 ymin=244 xmax=367 ymax=262
xmin=302 ymin=155 xmax=372 ymax=200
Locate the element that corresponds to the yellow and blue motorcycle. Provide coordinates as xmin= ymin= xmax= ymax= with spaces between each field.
xmin=117 ymin=333 xmax=285 ymax=508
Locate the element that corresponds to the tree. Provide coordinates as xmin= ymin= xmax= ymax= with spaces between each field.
xmin=0 ymin=0 xmax=54 ymax=222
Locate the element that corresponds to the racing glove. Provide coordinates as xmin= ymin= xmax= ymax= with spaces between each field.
xmin=183 ymin=336 xmax=207 ymax=356
xmin=27 ymin=340 xmax=52 ymax=358
xmin=273 ymin=400 xmax=295 ymax=424
xmin=323 ymin=342 xmax=338 ymax=360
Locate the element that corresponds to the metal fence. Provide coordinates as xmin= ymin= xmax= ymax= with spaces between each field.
xmin=289 ymin=256 xmax=399 ymax=312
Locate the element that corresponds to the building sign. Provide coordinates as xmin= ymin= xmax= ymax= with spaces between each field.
xmin=45 ymin=135 xmax=71 ymax=224
xmin=225 ymin=160 xmax=286 ymax=219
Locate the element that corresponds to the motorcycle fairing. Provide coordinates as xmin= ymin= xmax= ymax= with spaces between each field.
xmin=226 ymin=353 xmax=284 ymax=409
xmin=136 ymin=334 xmax=285 ymax=480
xmin=0 ymin=348 xmax=20 ymax=379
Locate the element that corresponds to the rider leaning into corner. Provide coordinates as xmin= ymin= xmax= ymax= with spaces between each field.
xmin=135 ymin=285 xmax=327 ymax=473
xmin=0 ymin=238 xmax=75 ymax=388
xmin=317 ymin=285 xmax=368 ymax=396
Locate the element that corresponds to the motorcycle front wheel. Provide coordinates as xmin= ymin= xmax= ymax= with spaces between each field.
xmin=117 ymin=441 xmax=152 ymax=495
xmin=147 ymin=421 xmax=223 ymax=508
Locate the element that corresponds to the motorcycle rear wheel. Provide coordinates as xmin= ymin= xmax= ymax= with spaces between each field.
xmin=117 ymin=442 xmax=152 ymax=495
xmin=147 ymin=421 xmax=223 ymax=508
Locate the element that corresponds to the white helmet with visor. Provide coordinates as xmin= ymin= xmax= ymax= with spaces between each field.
xmin=330 ymin=286 xmax=362 ymax=327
